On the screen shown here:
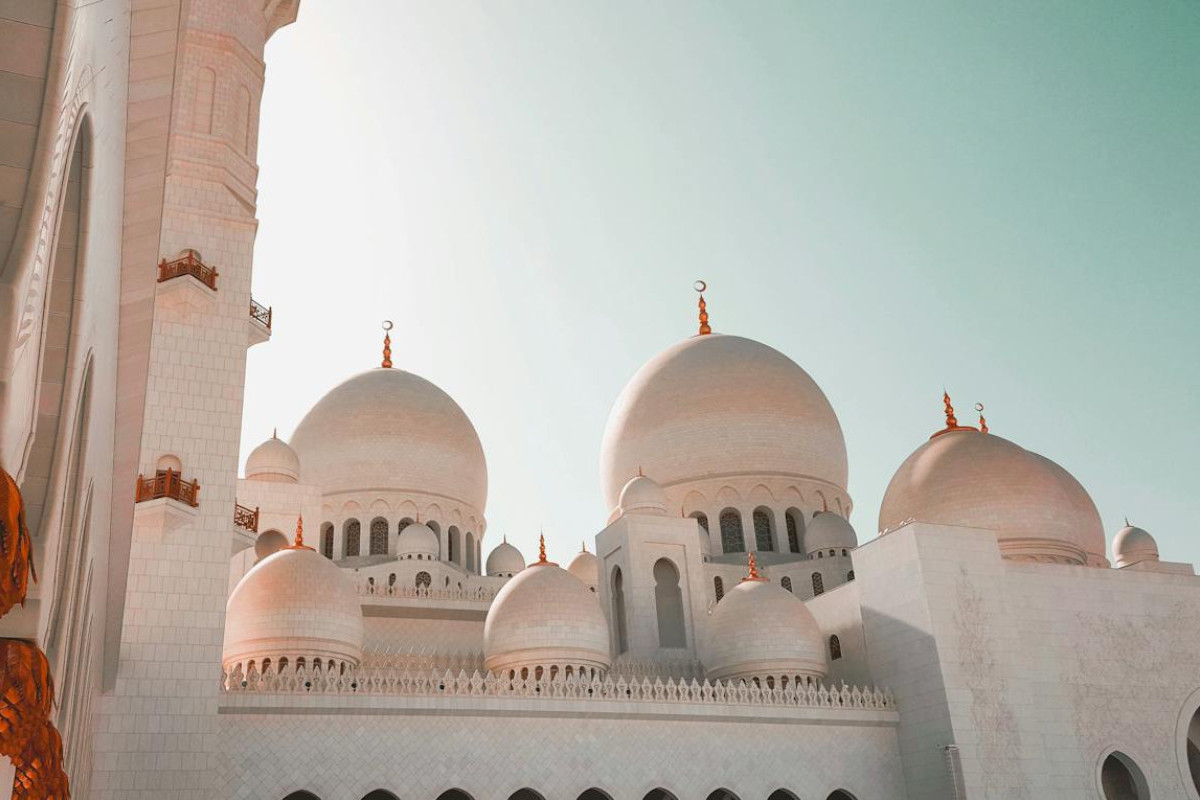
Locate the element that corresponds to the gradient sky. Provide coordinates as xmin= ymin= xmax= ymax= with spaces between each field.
xmin=243 ymin=1 xmax=1200 ymax=567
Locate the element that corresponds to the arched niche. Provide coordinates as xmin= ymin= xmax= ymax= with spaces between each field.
xmin=1099 ymin=751 xmax=1149 ymax=800
xmin=705 ymin=790 xmax=741 ymax=800
xmin=507 ymin=791 xmax=545 ymax=800
xmin=643 ymin=790 xmax=679 ymax=800
xmin=577 ymin=790 xmax=613 ymax=800
xmin=434 ymin=791 xmax=474 ymax=800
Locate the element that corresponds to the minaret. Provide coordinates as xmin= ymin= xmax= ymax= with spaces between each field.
xmin=93 ymin=3 xmax=299 ymax=798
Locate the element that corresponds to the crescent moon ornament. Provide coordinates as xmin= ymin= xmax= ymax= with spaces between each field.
xmin=693 ymin=280 xmax=707 ymax=293
xmin=382 ymin=320 xmax=394 ymax=331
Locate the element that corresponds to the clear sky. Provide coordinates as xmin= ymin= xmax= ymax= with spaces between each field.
xmin=243 ymin=1 xmax=1200 ymax=567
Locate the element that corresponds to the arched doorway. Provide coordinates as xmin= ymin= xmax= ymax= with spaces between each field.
xmin=1100 ymin=752 xmax=1149 ymax=799
xmin=1187 ymin=706 xmax=1200 ymax=794
xmin=435 ymin=792 xmax=474 ymax=800
xmin=507 ymin=791 xmax=545 ymax=800
xmin=653 ymin=558 xmax=686 ymax=647
xmin=578 ymin=790 xmax=613 ymax=800
xmin=643 ymin=790 xmax=678 ymax=800
xmin=361 ymin=792 xmax=400 ymax=800
xmin=828 ymin=792 xmax=858 ymax=800
xmin=706 ymin=790 xmax=740 ymax=800
xmin=768 ymin=792 xmax=800 ymax=800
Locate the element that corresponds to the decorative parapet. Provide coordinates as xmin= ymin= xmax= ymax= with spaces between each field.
xmin=249 ymin=298 xmax=272 ymax=330
xmin=221 ymin=664 xmax=895 ymax=712
xmin=234 ymin=503 xmax=259 ymax=533
xmin=157 ymin=249 xmax=218 ymax=290
xmin=135 ymin=469 xmax=200 ymax=507
xmin=357 ymin=583 xmax=499 ymax=602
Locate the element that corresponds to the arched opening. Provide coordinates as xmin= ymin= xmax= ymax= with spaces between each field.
xmin=578 ymin=790 xmax=614 ymax=800
xmin=398 ymin=517 xmax=414 ymax=533
xmin=343 ymin=519 xmax=360 ymax=557
xmin=812 ymin=572 xmax=824 ymax=596
xmin=653 ymin=558 xmax=686 ymax=648
xmin=643 ymin=790 xmax=678 ymax=800
xmin=321 ymin=523 xmax=334 ymax=559
xmin=847 ymin=570 xmax=855 ymax=581
xmin=254 ymin=530 xmax=288 ymax=560
xmin=1100 ymin=752 xmax=1149 ymax=799
xmin=465 ymin=531 xmax=476 ymax=572
xmin=282 ymin=793 xmax=322 ymax=800
xmin=415 ymin=571 xmax=431 ymax=589
xmin=713 ymin=576 xmax=724 ymax=602
xmin=507 ymin=791 xmax=545 ymax=800
xmin=768 ymin=792 xmax=800 ymax=800
xmin=719 ymin=508 xmax=744 ymax=554
xmin=830 ymin=634 xmax=842 ymax=660
xmin=706 ymin=790 xmax=741 ymax=800
xmin=753 ymin=507 xmax=775 ymax=552
xmin=785 ymin=508 xmax=804 ymax=553
xmin=361 ymin=792 xmax=399 ymax=800
xmin=1187 ymin=705 xmax=1200 ymax=793
xmin=449 ymin=525 xmax=461 ymax=565
xmin=20 ymin=118 xmax=92 ymax=543
xmin=780 ymin=576 xmax=793 ymax=593
xmin=612 ymin=566 xmax=628 ymax=654
xmin=435 ymin=792 xmax=474 ymax=800
xmin=369 ymin=517 xmax=388 ymax=555
xmin=827 ymin=792 xmax=858 ymax=800
xmin=689 ymin=511 xmax=709 ymax=533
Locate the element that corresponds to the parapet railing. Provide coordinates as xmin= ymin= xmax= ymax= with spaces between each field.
xmin=157 ymin=249 xmax=218 ymax=290
xmin=249 ymin=298 xmax=272 ymax=330
xmin=134 ymin=469 xmax=200 ymax=507
xmin=357 ymin=583 xmax=499 ymax=602
xmin=234 ymin=503 xmax=259 ymax=533
xmin=221 ymin=665 xmax=895 ymax=712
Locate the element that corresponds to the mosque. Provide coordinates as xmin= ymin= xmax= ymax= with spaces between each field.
xmin=1 ymin=2 xmax=1200 ymax=800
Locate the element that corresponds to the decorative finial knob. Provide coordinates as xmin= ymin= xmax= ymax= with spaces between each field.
xmin=293 ymin=515 xmax=306 ymax=548
xmin=943 ymin=390 xmax=958 ymax=428
xmin=538 ymin=532 xmax=548 ymax=564
xmin=743 ymin=551 xmax=766 ymax=582
xmin=381 ymin=320 xmax=394 ymax=369
xmin=975 ymin=402 xmax=988 ymax=434
xmin=694 ymin=280 xmax=711 ymax=335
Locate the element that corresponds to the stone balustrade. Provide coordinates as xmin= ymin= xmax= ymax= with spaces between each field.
xmin=356 ymin=583 xmax=499 ymax=602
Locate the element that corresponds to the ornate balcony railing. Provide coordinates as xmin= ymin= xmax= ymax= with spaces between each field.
xmin=249 ymin=298 xmax=272 ymax=330
xmin=157 ymin=249 xmax=218 ymax=290
xmin=134 ymin=469 xmax=200 ymax=507
xmin=234 ymin=503 xmax=259 ymax=533
xmin=357 ymin=582 xmax=498 ymax=602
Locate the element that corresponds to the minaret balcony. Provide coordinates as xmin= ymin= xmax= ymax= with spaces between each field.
xmin=156 ymin=248 xmax=218 ymax=316
xmin=134 ymin=469 xmax=200 ymax=537
xmin=234 ymin=502 xmax=260 ymax=533
xmin=248 ymin=298 xmax=272 ymax=347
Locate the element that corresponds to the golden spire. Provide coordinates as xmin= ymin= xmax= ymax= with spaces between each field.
xmin=742 ymin=551 xmax=766 ymax=582
xmin=695 ymin=280 xmax=711 ymax=335
xmin=381 ymin=320 xmax=394 ymax=368
xmin=538 ymin=532 xmax=547 ymax=563
xmin=290 ymin=515 xmax=313 ymax=550
xmin=975 ymin=402 xmax=988 ymax=434
xmin=930 ymin=389 xmax=980 ymax=439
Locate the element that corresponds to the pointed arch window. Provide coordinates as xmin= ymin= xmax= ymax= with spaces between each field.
xmin=653 ymin=558 xmax=686 ymax=648
xmin=811 ymin=572 xmax=824 ymax=596
xmin=369 ymin=518 xmax=388 ymax=555
xmin=612 ymin=567 xmax=628 ymax=654
xmin=321 ymin=523 xmax=334 ymax=559
xmin=415 ymin=571 xmax=431 ymax=589
xmin=714 ymin=576 xmax=724 ymax=603
xmin=690 ymin=512 xmax=709 ymax=533
xmin=719 ymin=509 xmax=744 ymax=554
xmin=780 ymin=576 xmax=792 ymax=593
xmin=847 ymin=570 xmax=855 ymax=581
xmin=785 ymin=510 xmax=802 ymax=553
xmin=343 ymin=519 xmax=360 ymax=557
xmin=753 ymin=508 xmax=774 ymax=551
xmin=830 ymin=634 xmax=842 ymax=660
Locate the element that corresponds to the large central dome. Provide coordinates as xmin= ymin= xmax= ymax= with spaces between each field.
xmin=600 ymin=334 xmax=847 ymax=510
xmin=290 ymin=368 xmax=487 ymax=510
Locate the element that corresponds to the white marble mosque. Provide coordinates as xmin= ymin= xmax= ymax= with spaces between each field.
xmin=2 ymin=3 xmax=1199 ymax=800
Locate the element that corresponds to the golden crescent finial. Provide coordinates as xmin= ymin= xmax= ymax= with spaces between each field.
xmin=695 ymin=280 xmax=711 ymax=335
xmin=975 ymin=402 xmax=988 ymax=434
xmin=381 ymin=320 xmax=394 ymax=368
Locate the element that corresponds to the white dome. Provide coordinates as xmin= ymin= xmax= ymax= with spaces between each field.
xmin=483 ymin=559 xmax=611 ymax=675
xmin=600 ymin=334 xmax=847 ymax=510
xmin=290 ymin=368 xmax=487 ymax=511
xmin=397 ymin=522 xmax=439 ymax=557
xmin=701 ymin=574 xmax=827 ymax=683
xmin=617 ymin=474 xmax=669 ymax=517
xmin=485 ymin=539 xmax=525 ymax=577
xmin=805 ymin=512 xmax=857 ymax=554
xmin=245 ymin=434 xmax=300 ymax=483
xmin=1113 ymin=523 xmax=1158 ymax=568
xmin=879 ymin=429 xmax=1106 ymax=565
xmin=567 ymin=548 xmax=599 ymax=588
xmin=223 ymin=544 xmax=364 ymax=670
xmin=254 ymin=530 xmax=289 ymax=560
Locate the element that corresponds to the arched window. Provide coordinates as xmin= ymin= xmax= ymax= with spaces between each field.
xmin=369 ymin=517 xmax=388 ymax=555
xmin=578 ymin=790 xmax=614 ymax=800
xmin=361 ymin=792 xmax=401 ymax=800
xmin=1187 ymin=705 xmax=1200 ymax=793
xmin=690 ymin=511 xmax=709 ymax=533
xmin=785 ymin=509 xmax=803 ymax=553
xmin=465 ymin=531 xmax=476 ymax=572
xmin=449 ymin=525 xmax=461 ymax=565
xmin=643 ymin=791 xmax=679 ymax=800
xmin=768 ymin=792 xmax=800 ymax=800
xmin=343 ymin=519 xmax=360 ymax=557
xmin=321 ymin=523 xmax=334 ymax=559
xmin=435 ymin=792 xmax=475 ymax=800
xmin=398 ymin=517 xmax=413 ymax=533
xmin=415 ymin=571 xmax=431 ymax=589
xmin=713 ymin=576 xmax=724 ymax=603
xmin=705 ymin=791 xmax=741 ymax=800
xmin=826 ymin=793 xmax=858 ymax=800
xmin=753 ymin=508 xmax=774 ymax=551
xmin=812 ymin=572 xmax=824 ymax=596
xmin=719 ymin=509 xmax=744 ymax=554
xmin=780 ymin=576 xmax=793 ymax=593
xmin=847 ymin=570 xmax=855 ymax=581
xmin=830 ymin=634 xmax=842 ymax=660
xmin=612 ymin=567 xmax=628 ymax=654
xmin=282 ymin=793 xmax=322 ymax=800
xmin=653 ymin=558 xmax=686 ymax=648
xmin=507 ymin=791 xmax=545 ymax=800
xmin=1100 ymin=752 xmax=1148 ymax=800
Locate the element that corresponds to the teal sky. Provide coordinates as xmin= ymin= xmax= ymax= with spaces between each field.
xmin=243 ymin=1 xmax=1200 ymax=566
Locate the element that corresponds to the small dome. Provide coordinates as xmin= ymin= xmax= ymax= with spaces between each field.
xmin=486 ymin=539 xmax=525 ymax=577
xmin=254 ymin=530 xmax=289 ymax=560
xmin=245 ymin=434 xmax=300 ymax=483
xmin=601 ymin=334 xmax=848 ymax=511
xmin=879 ymin=429 xmax=1106 ymax=565
xmin=805 ymin=512 xmax=857 ymax=554
xmin=1113 ymin=522 xmax=1159 ymax=568
xmin=567 ymin=548 xmax=599 ymax=588
xmin=701 ymin=574 xmax=826 ymax=683
xmin=223 ymin=545 xmax=364 ymax=670
xmin=483 ymin=559 xmax=610 ymax=675
xmin=397 ymin=522 xmax=439 ymax=558
xmin=617 ymin=474 xmax=669 ymax=517
xmin=290 ymin=368 xmax=487 ymax=512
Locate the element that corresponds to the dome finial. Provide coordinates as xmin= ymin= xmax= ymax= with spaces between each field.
xmin=694 ymin=280 xmax=711 ymax=335
xmin=931 ymin=389 xmax=980 ymax=438
xmin=743 ymin=551 xmax=766 ymax=582
xmin=581 ymin=540 xmax=587 ymax=553
xmin=1124 ymin=516 xmax=1131 ymax=527
xmin=272 ymin=427 xmax=277 ymax=439
xmin=532 ymin=531 xmax=556 ymax=566
xmin=381 ymin=320 xmax=394 ymax=368
xmin=975 ymin=402 xmax=988 ymax=434
xmin=637 ymin=464 xmax=644 ymax=478
xmin=289 ymin=515 xmax=313 ymax=550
